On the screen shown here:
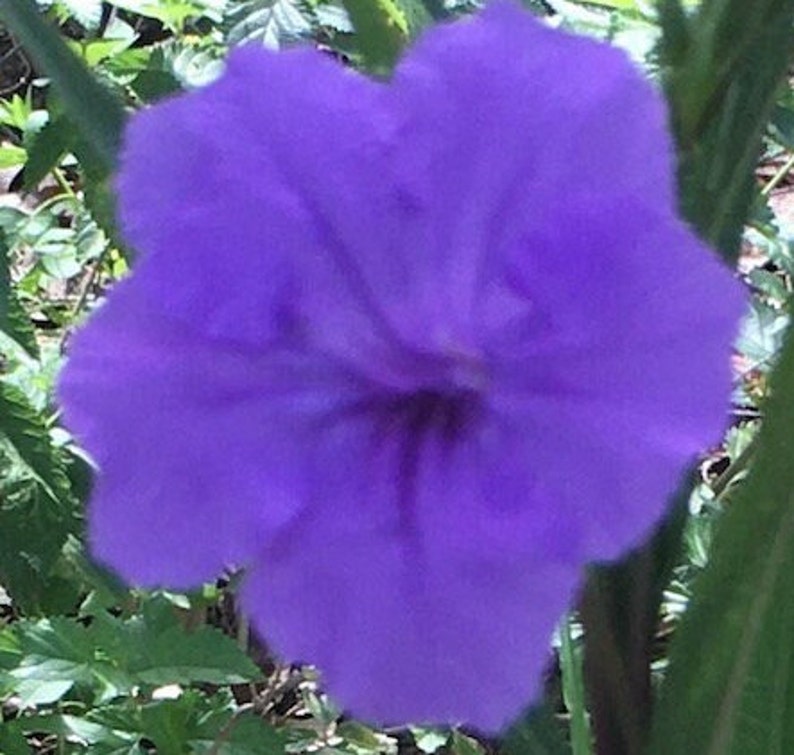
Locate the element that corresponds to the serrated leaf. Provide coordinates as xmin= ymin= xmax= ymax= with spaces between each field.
xmin=67 ymin=693 xmax=288 ymax=754
xmin=0 ymin=232 xmax=42 ymax=353
xmin=225 ymin=0 xmax=312 ymax=48
xmin=3 ymin=287 xmax=41 ymax=360
xmin=0 ymin=381 xmax=72 ymax=503
xmin=4 ymin=605 xmax=262 ymax=702
xmin=648 ymin=328 xmax=794 ymax=754
xmin=736 ymin=299 xmax=788 ymax=370
xmin=22 ymin=115 xmax=76 ymax=190
xmin=0 ymin=469 xmax=80 ymax=614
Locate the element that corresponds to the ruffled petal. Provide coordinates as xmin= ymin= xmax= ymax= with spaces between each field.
xmin=383 ymin=1 xmax=676 ymax=339
xmin=488 ymin=200 xmax=744 ymax=558
xmin=242 ymin=414 xmax=580 ymax=731
xmin=59 ymin=280 xmax=359 ymax=587
xmin=117 ymin=45 xmax=419 ymax=365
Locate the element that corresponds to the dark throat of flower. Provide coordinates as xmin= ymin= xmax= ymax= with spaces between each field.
xmin=377 ymin=387 xmax=483 ymax=539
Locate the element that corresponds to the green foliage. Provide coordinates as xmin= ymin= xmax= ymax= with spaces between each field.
xmin=503 ymin=705 xmax=571 ymax=755
xmin=0 ymin=231 xmax=38 ymax=358
xmin=0 ymin=379 xmax=81 ymax=614
xmin=659 ymin=0 xmax=794 ymax=261
xmin=0 ymin=0 xmax=126 ymax=177
xmin=0 ymin=604 xmax=261 ymax=704
xmin=559 ymin=617 xmax=592 ymax=755
xmin=648 ymin=329 xmax=794 ymax=754
xmin=341 ymin=0 xmax=409 ymax=72
xmin=23 ymin=116 xmax=78 ymax=191
xmin=3 ymin=690 xmax=288 ymax=753
xmin=225 ymin=0 xmax=313 ymax=47
xmin=0 ymin=381 xmax=72 ymax=505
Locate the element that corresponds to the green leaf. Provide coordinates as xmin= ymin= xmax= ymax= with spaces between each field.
xmin=0 ymin=486 xmax=80 ymax=614
xmin=503 ymin=705 xmax=571 ymax=755
xmin=0 ymin=0 xmax=126 ymax=176
xmin=69 ymin=17 xmax=137 ymax=67
xmin=0 ymin=381 xmax=72 ymax=504
xmin=396 ymin=0 xmax=433 ymax=33
xmin=573 ymin=0 xmax=638 ymax=9
xmin=341 ymin=0 xmax=409 ymax=73
xmin=2 ymin=710 xmax=142 ymax=752
xmin=579 ymin=474 xmax=691 ymax=755
xmin=559 ymin=617 xmax=592 ymax=755
xmin=195 ymin=712 xmax=286 ymax=754
xmin=2 ymin=608 xmax=262 ymax=709
xmin=125 ymin=623 xmax=262 ymax=686
xmin=5 ymin=617 xmax=129 ymax=705
xmin=21 ymin=693 xmax=289 ymax=754
xmin=1 ymin=144 xmax=24 ymax=167
xmin=418 ymin=0 xmax=451 ymax=21
xmin=225 ymin=0 xmax=312 ymax=47
xmin=449 ymin=730 xmax=486 ymax=755
xmin=337 ymin=721 xmax=393 ymax=751
xmin=410 ymin=727 xmax=449 ymax=753
xmin=140 ymin=693 xmax=286 ymax=754
xmin=0 ymin=144 xmax=26 ymax=169
xmin=0 ymin=228 xmax=10 ymax=339
xmin=22 ymin=114 xmax=77 ymax=190
xmin=0 ymin=724 xmax=30 ymax=755
xmin=648 ymin=328 xmax=794 ymax=754
xmin=658 ymin=0 xmax=794 ymax=261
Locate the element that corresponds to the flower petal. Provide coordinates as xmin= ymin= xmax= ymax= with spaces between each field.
xmin=384 ymin=0 xmax=676 ymax=338
xmin=59 ymin=280 xmax=359 ymax=587
xmin=488 ymin=200 xmax=744 ymax=558
xmin=242 ymin=414 xmax=580 ymax=731
xmin=117 ymin=45 xmax=417 ymax=362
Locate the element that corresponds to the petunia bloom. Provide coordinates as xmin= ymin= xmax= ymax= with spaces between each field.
xmin=59 ymin=1 xmax=745 ymax=731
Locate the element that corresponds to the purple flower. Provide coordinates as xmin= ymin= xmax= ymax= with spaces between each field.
xmin=59 ymin=1 xmax=744 ymax=731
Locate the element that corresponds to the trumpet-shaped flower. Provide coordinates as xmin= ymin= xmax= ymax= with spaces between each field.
xmin=59 ymin=1 xmax=745 ymax=731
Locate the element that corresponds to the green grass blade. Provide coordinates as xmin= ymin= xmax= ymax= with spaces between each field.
xmin=649 ymin=329 xmax=794 ymax=754
xmin=560 ymin=617 xmax=592 ymax=755
xmin=659 ymin=0 xmax=794 ymax=261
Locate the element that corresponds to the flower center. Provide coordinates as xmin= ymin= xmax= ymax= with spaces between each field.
xmin=381 ymin=386 xmax=482 ymax=447
xmin=375 ymin=384 xmax=483 ymax=538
